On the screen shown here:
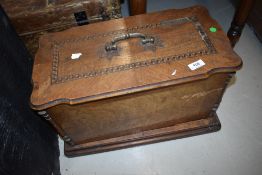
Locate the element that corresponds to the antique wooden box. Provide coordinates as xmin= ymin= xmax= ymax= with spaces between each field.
xmin=30 ymin=6 xmax=242 ymax=157
xmin=0 ymin=0 xmax=121 ymax=55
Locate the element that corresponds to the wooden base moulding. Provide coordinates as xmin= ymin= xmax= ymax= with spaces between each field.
xmin=64 ymin=113 xmax=220 ymax=157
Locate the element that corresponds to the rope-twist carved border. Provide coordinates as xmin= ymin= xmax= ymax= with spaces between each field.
xmin=51 ymin=16 xmax=216 ymax=84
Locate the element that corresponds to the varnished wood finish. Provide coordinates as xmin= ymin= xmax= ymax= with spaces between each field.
xmin=31 ymin=6 xmax=242 ymax=109
xmin=1 ymin=0 xmax=122 ymax=55
xmin=129 ymin=0 xmax=147 ymax=16
xmin=65 ymin=114 xmax=221 ymax=157
xmin=48 ymin=73 xmax=228 ymax=145
xmin=227 ymin=0 xmax=255 ymax=47
xmin=1 ymin=0 xmax=120 ymax=34
xmin=31 ymin=6 xmax=242 ymax=156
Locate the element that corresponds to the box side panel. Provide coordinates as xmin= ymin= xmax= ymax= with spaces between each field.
xmin=47 ymin=73 xmax=230 ymax=145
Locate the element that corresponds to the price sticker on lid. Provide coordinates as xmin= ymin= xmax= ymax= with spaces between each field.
xmin=188 ymin=59 xmax=206 ymax=70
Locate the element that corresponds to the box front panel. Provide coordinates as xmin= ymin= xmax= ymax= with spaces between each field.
xmin=47 ymin=73 xmax=229 ymax=145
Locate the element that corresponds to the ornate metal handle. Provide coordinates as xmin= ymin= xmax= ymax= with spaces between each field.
xmin=105 ymin=33 xmax=155 ymax=51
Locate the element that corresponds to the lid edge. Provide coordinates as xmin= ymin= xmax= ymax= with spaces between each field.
xmin=30 ymin=64 xmax=242 ymax=110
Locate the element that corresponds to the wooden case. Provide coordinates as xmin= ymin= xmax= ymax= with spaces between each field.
xmin=0 ymin=0 xmax=121 ymax=55
xmin=30 ymin=6 xmax=242 ymax=157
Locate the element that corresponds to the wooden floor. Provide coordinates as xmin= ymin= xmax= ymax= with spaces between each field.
xmin=59 ymin=0 xmax=262 ymax=175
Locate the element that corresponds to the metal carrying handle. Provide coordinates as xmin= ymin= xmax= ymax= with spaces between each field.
xmin=105 ymin=33 xmax=155 ymax=51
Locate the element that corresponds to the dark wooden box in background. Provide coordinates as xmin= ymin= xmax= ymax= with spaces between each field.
xmin=0 ymin=0 xmax=122 ymax=55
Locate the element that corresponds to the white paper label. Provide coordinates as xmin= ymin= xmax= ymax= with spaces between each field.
xmin=71 ymin=53 xmax=82 ymax=60
xmin=188 ymin=59 xmax=205 ymax=70
xmin=171 ymin=69 xmax=177 ymax=76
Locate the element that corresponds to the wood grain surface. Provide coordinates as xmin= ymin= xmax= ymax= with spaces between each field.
xmin=30 ymin=6 xmax=242 ymax=156
xmin=31 ymin=6 xmax=242 ymax=109
xmin=64 ymin=114 xmax=221 ymax=156
xmin=1 ymin=0 xmax=121 ymax=34
xmin=1 ymin=0 xmax=122 ymax=55
xmin=48 ymin=73 xmax=228 ymax=145
xmin=129 ymin=0 xmax=147 ymax=16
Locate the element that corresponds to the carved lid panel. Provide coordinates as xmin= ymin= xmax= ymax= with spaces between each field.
xmin=31 ymin=6 xmax=242 ymax=109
